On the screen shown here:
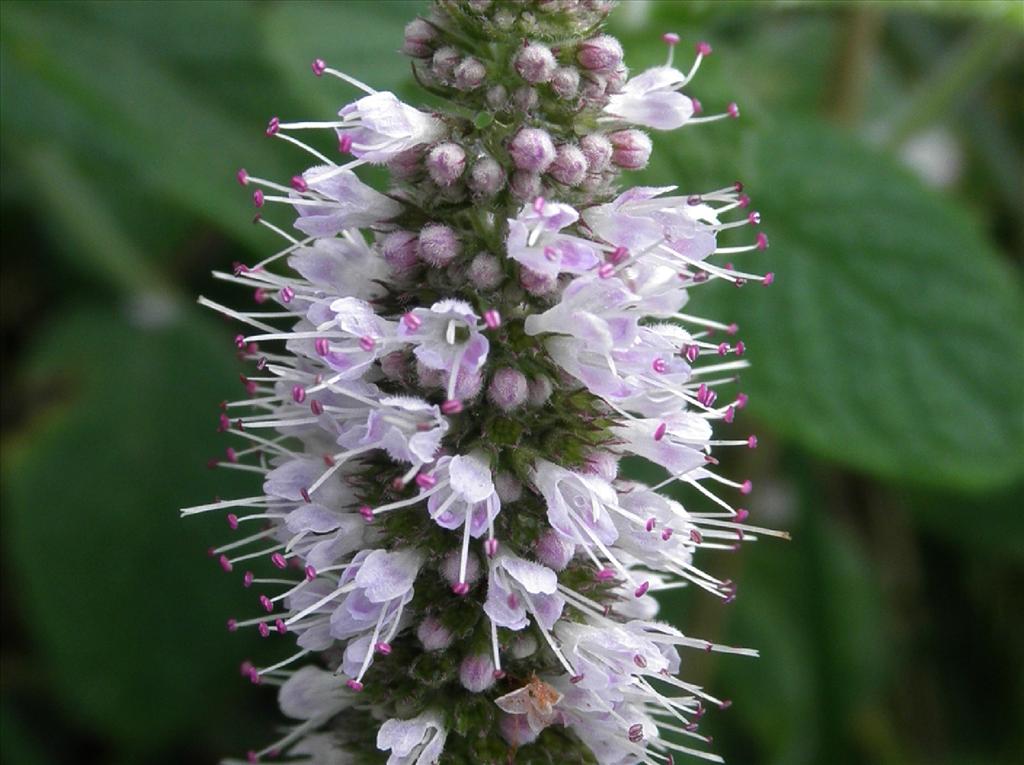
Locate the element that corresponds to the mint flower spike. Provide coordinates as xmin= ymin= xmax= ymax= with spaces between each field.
xmin=184 ymin=1 xmax=786 ymax=763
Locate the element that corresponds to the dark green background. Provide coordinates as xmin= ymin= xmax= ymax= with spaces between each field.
xmin=2 ymin=1 xmax=1022 ymax=763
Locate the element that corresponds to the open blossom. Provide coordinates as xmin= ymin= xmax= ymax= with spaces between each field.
xmin=187 ymin=4 xmax=780 ymax=764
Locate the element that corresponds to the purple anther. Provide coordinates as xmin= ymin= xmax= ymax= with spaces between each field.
xmin=570 ymin=674 xmax=585 ymax=684
xmin=359 ymin=505 xmax=374 ymax=523
xmin=717 ymin=343 xmax=730 ymax=356
xmin=691 ymin=97 xmax=703 ymax=115
xmin=543 ymin=245 xmax=558 ymax=262
xmin=645 ymin=517 xmax=657 ymax=532
xmin=290 ymin=175 xmax=308 ymax=193
xmin=346 ymin=679 xmax=364 ymax=692
xmin=258 ymin=622 xmax=270 ymax=638
xmin=305 ymin=565 xmax=317 ymax=581
xmin=719 ymin=699 xmax=733 ymax=710
xmin=218 ymin=413 xmax=230 ymax=432
xmin=224 ymin=448 xmax=239 ymax=465
xmin=747 ymin=435 xmax=758 ymax=449
xmin=451 ymin=581 xmax=470 ymax=596
xmin=292 ymin=385 xmax=306 ymax=404
xmin=727 ymin=102 xmax=741 ymax=118
xmin=253 ymin=288 xmax=268 ymax=304
xmin=247 ymin=750 xmax=259 ymax=763
xmin=663 ymin=32 xmax=681 ymax=46
xmin=485 ymin=538 xmax=499 ymax=557
xmin=243 ymin=571 xmax=254 ymax=588
xmin=634 ymin=581 xmax=651 ymax=598
xmin=736 ymin=392 xmax=749 ymax=408
xmin=761 ymin=271 xmax=774 ymax=285
xmin=723 ymin=406 xmax=736 ymax=423
xmin=740 ymin=479 xmax=753 ymax=495
xmin=311 ymin=58 xmax=326 ymax=76
xmin=236 ymin=168 xmax=249 ymax=186
xmin=234 ymin=334 xmax=246 ymax=349
xmin=734 ymin=508 xmax=750 ymax=523
xmin=227 ymin=618 xmax=238 ymax=632
xmin=299 ymin=488 xmax=311 ymax=503
xmin=271 ymin=552 xmax=287 ymax=569
xmin=756 ymin=232 xmax=769 ymax=250
xmin=259 ymin=595 xmax=273 ymax=612
xmin=358 ymin=335 xmax=376 ymax=352
xmin=684 ymin=344 xmax=700 ymax=363
xmin=276 ymin=619 xmax=287 ymax=634
xmin=634 ymin=653 xmax=648 ymax=668
xmin=532 ymin=196 xmax=546 ymax=213
xmin=483 ymin=309 xmax=501 ymax=329
xmin=391 ymin=478 xmax=406 ymax=491
xmin=596 ymin=567 xmax=616 ymax=581
xmin=375 ymin=642 xmax=392 ymax=655
xmin=415 ymin=472 xmax=437 ymax=489
xmin=322 ymin=453 xmax=336 ymax=467
xmin=598 ymin=262 xmax=615 ymax=279
xmin=628 ymin=723 xmax=644 ymax=743
xmin=696 ymin=40 xmax=712 ymax=56
xmin=252 ymin=189 xmax=264 ymax=208
xmin=402 ymin=312 xmax=422 ymax=331
xmin=652 ymin=357 xmax=668 ymax=373
xmin=748 ymin=211 xmax=761 ymax=225
xmin=690 ymin=528 xmax=704 ymax=543
xmin=441 ymin=399 xmax=463 ymax=415
xmin=338 ymin=134 xmax=353 ymax=154
xmin=493 ymin=669 xmax=507 ymax=680
xmin=661 ymin=527 xmax=674 ymax=541
xmin=735 ymin=341 xmax=746 ymax=356
xmin=279 ymin=286 xmax=295 ymax=303
xmin=227 ymin=513 xmax=239 ymax=530
xmin=310 ymin=400 xmax=324 ymax=416
xmin=653 ymin=422 xmax=668 ymax=441
xmin=314 ymin=338 xmax=330 ymax=356
xmin=265 ymin=117 xmax=280 ymax=136
xmin=219 ymin=555 xmax=233 ymax=572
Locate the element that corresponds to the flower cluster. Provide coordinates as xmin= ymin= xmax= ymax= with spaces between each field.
xmin=184 ymin=1 xmax=782 ymax=763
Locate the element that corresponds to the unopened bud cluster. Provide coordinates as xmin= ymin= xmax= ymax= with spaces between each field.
xmin=185 ymin=1 xmax=779 ymax=764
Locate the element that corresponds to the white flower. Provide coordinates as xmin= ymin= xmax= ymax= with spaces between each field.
xmin=603 ymin=66 xmax=694 ymax=130
xmin=292 ymin=166 xmax=404 ymax=237
xmin=338 ymin=91 xmax=445 ymax=163
xmin=377 ymin=711 xmax=448 ymax=765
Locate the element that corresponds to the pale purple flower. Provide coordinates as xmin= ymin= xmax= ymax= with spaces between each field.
xmin=506 ymin=200 xmax=601 ymax=279
xmin=425 ymin=452 xmax=500 ymax=537
xmin=603 ymin=66 xmax=695 ymax=130
xmin=337 ymin=91 xmax=445 ymax=163
xmin=292 ymin=166 xmax=403 ymax=237
xmin=532 ymin=459 xmax=619 ymax=548
xmin=288 ymin=234 xmax=389 ymax=302
xmin=337 ymin=395 xmax=448 ymax=466
xmin=397 ymin=300 xmax=489 ymax=400
xmin=377 ymin=711 xmax=447 ymax=765
xmin=484 ymin=553 xmax=564 ymax=631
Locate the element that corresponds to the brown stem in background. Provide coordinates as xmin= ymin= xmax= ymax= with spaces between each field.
xmin=825 ymin=5 xmax=884 ymax=125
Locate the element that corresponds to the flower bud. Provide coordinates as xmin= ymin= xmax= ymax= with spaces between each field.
xmin=417 ymin=223 xmax=461 ymax=266
xmin=520 ymin=267 xmax=557 ymax=296
xmin=426 ymin=142 xmax=466 ymax=187
xmin=577 ymin=34 xmax=623 ymax=71
xmin=509 ymin=634 xmax=538 ymax=659
xmin=468 ymin=156 xmax=506 ymax=196
xmin=379 ymin=351 xmax=407 ymax=380
xmin=494 ymin=472 xmax=523 ymax=503
xmin=580 ymin=73 xmax=608 ymax=101
xmin=488 ymin=368 xmax=529 ymax=411
xmin=459 ymin=654 xmax=496 ymax=692
xmin=485 ymin=85 xmax=508 ymax=110
xmin=513 ymin=85 xmax=539 ymax=112
xmin=605 ymin=64 xmax=629 ymax=94
xmin=453 ymin=367 xmax=483 ymax=400
xmin=499 ymin=713 xmax=539 ymax=747
xmin=417 ymin=616 xmax=453 ymax=651
xmin=580 ymin=133 xmax=613 ymax=173
xmin=454 ymin=56 xmax=486 ymax=91
xmin=402 ymin=18 xmax=436 ymax=58
xmin=468 ymin=252 xmax=504 ymax=290
xmin=380 ymin=230 xmax=419 ymax=272
xmin=509 ymin=128 xmax=556 ymax=173
xmin=609 ymin=129 xmax=653 ymax=170
xmin=440 ymin=549 xmax=480 ymax=586
xmin=514 ymin=42 xmax=556 ymax=83
xmin=536 ymin=528 xmax=575 ymax=571
xmin=385 ymin=148 xmax=423 ymax=181
xmin=510 ymin=170 xmax=543 ymax=201
xmin=416 ymin=359 xmax=445 ymax=389
xmin=550 ymin=66 xmax=581 ymax=99
xmin=548 ymin=143 xmax=588 ymax=187
xmin=528 ymin=375 xmax=553 ymax=406
xmin=431 ymin=46 xmax=460 ymax=82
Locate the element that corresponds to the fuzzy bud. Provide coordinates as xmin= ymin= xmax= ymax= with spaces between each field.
xmin=494 ymin=472 xmax=523 ymax=504
xmin=606 ymin=64 xmax=629 ymax=94
xmin=468 ymin=157 xmax=506 ymax=196
xmin=513 ymin=86 xmax=539 ymax=112
xmin=416 ymin=359 xmax=445 ymax=389
xmin=536 ymin=528 xmax=576 ymax=571
xmin=468 ymin=252 xmax=504 ymax=290
xmin=485 ymin=85 xmax=508 ymax=110
xmin=509 ymin=634 xmax=538 ymax=659
xmin=459 ymin=654 xmax=497 ymax=692
xmin=510 ymin=170 xmax=543 ymax=201
xmin=417 ymin=223 xmax=461 ymax=266
xmin=488 ymin=368 xmax=529 ymax=411
xmin=528 ymin=375 xmax=554 ymax=406
xmin=609 ymin=129 xmax=653 ymax=170
xmin=550 ymin=66 xmax=581 ymax=99
xmin=431 ymin=46 xmax=460 ymax=82
xmin=577 ymin=34 xmax=624 ymax=71
xmin=417 ymin=616 xmax=454 ymax=651
xmin=441 ymin=549 xmax=481 ymax=587
xmin=402 ymin=18 xmax=436 ymax=58
xmin=454 ymin=57 xmax=486 ymax=91
xmin=520 ymin=267 xmax=558 ymax=296
xmin=580 ymin=73 xmax=608 ymax=101
xmin=452 ymin=367 xmax=484 ymax=400
xmin=509 ymin=128 xmax=556 ymax=173
xmin=380 ymin=230 xmax=419 ymax=272
xmin=549 ymin=143 xmax=588 ymax=187
xmin=500 ymin=713 xmax=540 ymax=747
xmin=386 ymin=148 xmax=423 ymax=180
xmin=426 ymin=142 xmax=466 ymax=187
xmin=515 ymin=42 xmax=557 ymax=84
xmin=580 ymin=133 xmax=614 ymax=173
xmin=379 ymin=351 xmax=407 ymax=380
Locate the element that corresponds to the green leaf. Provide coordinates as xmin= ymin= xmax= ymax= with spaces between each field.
xmin=1 ymin=309 xmax=267 ymax=754
xmin=640 ymin=118 xmax=1024 ymax=490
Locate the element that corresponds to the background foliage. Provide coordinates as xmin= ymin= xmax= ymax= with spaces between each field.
xmin=1 ymin=1 xmax=1021 ymax=763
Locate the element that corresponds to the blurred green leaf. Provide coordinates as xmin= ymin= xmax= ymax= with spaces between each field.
xmin=0 ymin=702 xmax=54 ymax=765
xmin=641 ymin=118 xmax=1024 ymax=490
xmin=1 ymin=309 xmax=264 ymax=754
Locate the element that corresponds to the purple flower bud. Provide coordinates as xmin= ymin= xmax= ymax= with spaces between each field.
xmin=468 ymin=252 xmax=504 ymax=290
xmin=580 ymin=133 xmax=613 ymax=173
xmin=417 ymin=223 xmax=461 ymax=266
xmin=580 ymin=73 xmax=608 ymax=101
xmin=609 ymin=129 xmax=653 ymax=170
xmin=488 ymin=368 xmax=529 ymax=411
xmin=520 ymin=266 xmax=558 ymax=296
xmin=417 ymin=616 xmax=453 ymax=651
xmin=513 ymin=85 xmax=539 ymax=112
xmin=550 ymin=66 xmax=581 ymax=99
xmin=426 ymin=142 xmax=466 ymax=187
xmin=459 ymin=654 xmax=496 ymax=692
xmin=379 ymin=351 xmax=407 ymax=380
xmin=415 ymin=359 xmax=445 ymax=389
xmin=536 ymin=528 xmax=575 ymax=571
xmin=499 ymin=713 xmax=539 ymax=747
xmin=510 ymin=170 xmax=543 ymax=201
xmin=485 ymin=85 xmax=508 ymax=110
xmin=577 ymin=34 xmax=623 ymax=71
xmin=402 ymin=18 xmax=436 ymax=58
xmin=549 ymin=143 xmax=588 ymax=187
xmin=454 ymin=56 xmax=486 ymax=91
xmin=605 ymin=64 xmax=629 ymax=94
xmin=494 ymin=472 xmax=523 ymax=503
xmin=431 ymin=46 xmax=460 ymax=82
xmin=387 ymin=148 xmax=423 ymax=180
xmin=380 ymin=230 xmax=419 ymax=272
xmin=440 ymin=548 xmax=480 ymax=587
xmin=515 ymin=42 xmax=556 ymax=84
xmin=453 ymin=366 xmax=483 ymax=400
xmin=528 ymin=375 xmax=554 ymax=406
xmin=468 ymin=157 xmax=506 ymax=196
xmin=509 ymin=128 xmax=556 ymax=173
xmin=509 ymin=633 xmax=538 ymax=659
